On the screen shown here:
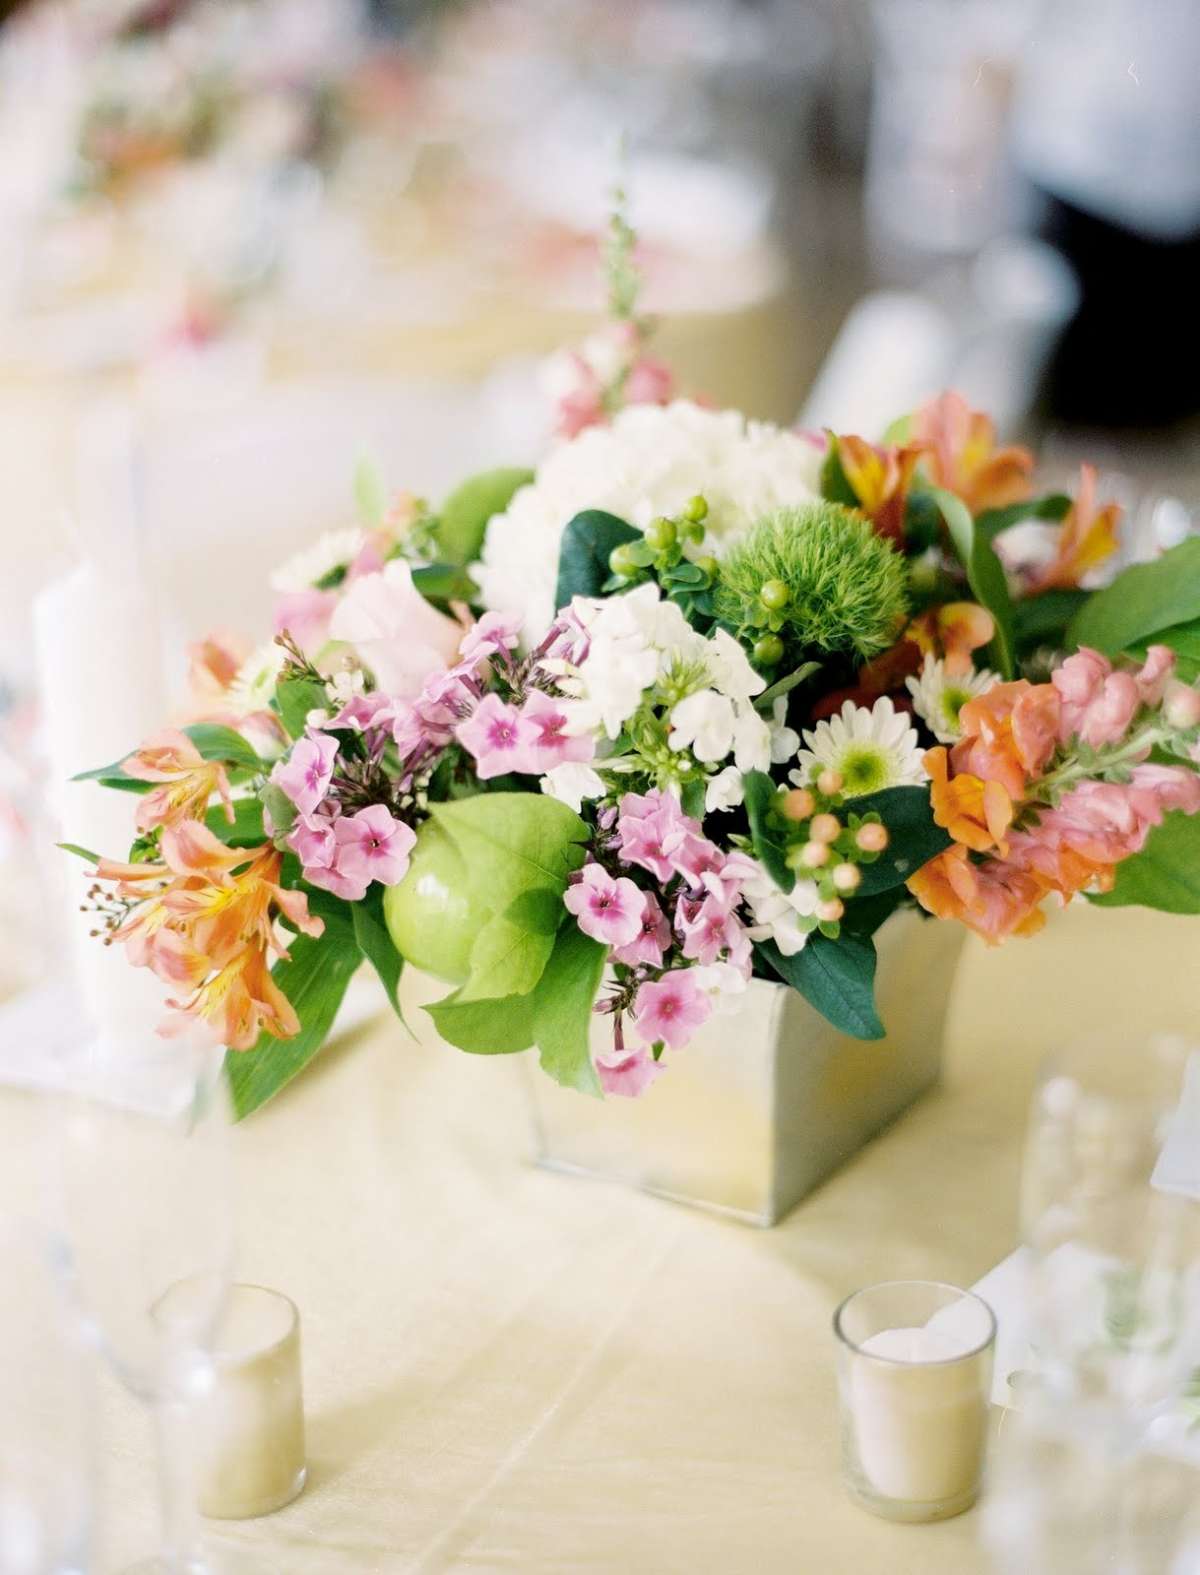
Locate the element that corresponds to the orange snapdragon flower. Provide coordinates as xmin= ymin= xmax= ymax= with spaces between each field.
xmin=96 ymin=822 xmax=322 ymax=1050
xmin=1028 ymin=464 xmax=1122 ymax=592
xmin=908 ymin=845 xmax=1048 ymax=944
xmin=124 ymin=729 xmax=234 ymax=834
xmin=925 ymin=747 xmax=1014 ymax=854
xmin=835 ymin=434 xmax=927 ymax=545
xmin=913 ymin=391 xmax=1034 ymax=514
xmin=951 ymin=681 xmax=1059 ymax=801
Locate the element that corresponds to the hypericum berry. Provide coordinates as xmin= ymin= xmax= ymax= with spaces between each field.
xmin=855 ymin=822 xmax=889 ymax=853
xmin=695 ymin=555 xmax=719 ymax=581
xmin=832 ymin=862 xmax=862 ymax=894
xmin=753 ymin=634 xmax=785 ymax=667
xmin=1164 ymin=681 xmax=1200 ymax=731
xmin=809 ymin=812 xmax=840 ymax=844
xmin=644 ymin=516 xmax=677 ymax=552
xmin=816 ymin=768 xmax=843 ymax=797
xmin=609 ymin=543 xmax=639 ymax=577
xmin=799 ymin=841 xmax=829 ymax=869
xmin=817 ymin=897 xmax=845 ymax=923
xmin=683 ymin=519 xmax=706 ymax=545
xmin=760 ymin=578 xmax=790 ymax=612
xmin=781 ymin=787 xmax=815 ymax=821
xmin=684 ymin=494 xmax=708 ymax=523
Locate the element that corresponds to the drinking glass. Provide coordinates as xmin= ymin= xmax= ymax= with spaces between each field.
xmin=56 ymin=1026 xmax=266 ymax=1574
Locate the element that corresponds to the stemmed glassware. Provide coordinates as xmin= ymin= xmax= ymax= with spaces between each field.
xmin=986 ymin=1031 xmax=1200 ymax=1574
xmin=55 ymin=1024 xmax=264 ymax=1574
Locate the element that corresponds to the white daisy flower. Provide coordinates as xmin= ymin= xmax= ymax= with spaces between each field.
xmin=904 ymin=655 xmax=999 ymax=744
xmin=789 ymin=697 xmax=926 ymax=798
xmin=226 ymin=641 xmax=285 ymax=716
xmin=270 ymin=527 xmax=367 ymax=594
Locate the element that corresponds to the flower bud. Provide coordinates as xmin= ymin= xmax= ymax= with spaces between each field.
xmin=810 ymin=812 xmax=840 ymax=844
xmin=684 ymin=494 xmax=709 ymax=524
xmin=832 ymin=862 xmax=861 ymax=893
xmin=1164 ymin=680 xmax=1200 ymax=731
xmin=781 ymin=788 xmax=815 ymax=822
xmin=609 ymin=544 xmax=638 ymax=578
xmin=816 ymin=898 xmax=844 ymax=923
xmin=644 ymin=516 xmax=677 ymax=552
xmin=816 ymin=768 xmax=843 ymax=797
xmin=760 ymin=578 xmax=790 ymax=612
xmin=799 ymin=841 xmax=829 ymax=869
xmin=855 ymin=822 xmax=889 ymax=854
xmin=753 ymin=634 xmax=784 ymax=667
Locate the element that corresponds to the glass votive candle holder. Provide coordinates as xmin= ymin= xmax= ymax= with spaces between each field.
xmin=195 ymin=1284 xmax=306 ymax=1520
xmin=833 ymin=1280 xmax=996 ymax=1523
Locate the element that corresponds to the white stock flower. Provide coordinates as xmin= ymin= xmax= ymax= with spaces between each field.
xmin=905 ymin=655 xmax=999 ymax=744
xmin=541 ymin=762 xmax=606 ymax=812
xmin=790 ymin=697 xmax=926 ymax=798
xmin=768 ymin=697 xmax=800 ymax=763
xmin=735 ymin=856 xmax=820 ymax=957
xmin=705 ymin=765 xmax=745 ymax=814
xmin=270 ymin=527 xmax=366 ymax=594
xmin=691 ymin=962 xmax=749 ymax=1014
xmin=669 ymin=689 xmax=737 ymax=763
xmin=476 ymin=400 xmax=822 ymax=634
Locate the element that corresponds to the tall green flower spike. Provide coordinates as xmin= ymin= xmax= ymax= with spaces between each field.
xmin=715 ymin=502 xmax=909 ymax=663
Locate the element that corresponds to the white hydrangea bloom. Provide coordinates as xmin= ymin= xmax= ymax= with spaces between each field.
xmin=476 ymin=400 xmax=822 ymax=635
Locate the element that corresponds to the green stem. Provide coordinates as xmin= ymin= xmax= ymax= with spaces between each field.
xmin=1036 ymin=724 xmax=1169 ymax=803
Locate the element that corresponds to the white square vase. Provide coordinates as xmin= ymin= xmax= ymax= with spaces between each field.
xmin=525 ymin=909 xmax=966 ymax=1226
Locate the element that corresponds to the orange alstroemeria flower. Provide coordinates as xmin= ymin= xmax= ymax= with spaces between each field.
xmin=1028 ymin=464 xmax=1122 ymax=592
xmin=925 ymin=747 xmax=1014 ymax=855
xmin=908 ymin=602 xmax=995 ymax=677
xmin=167 ymin=946 xmax=300 ymax=1052
xmin=835 ymin=433 xmax=927 ymax=545
xmin=124 ymin=729 xmax=234 ymax=834
xmin=952 ymin=681 xmax=1059 ymax=801
xmin=913 ymin=391 xmax=1035 ymax=515
xmin=907 ymin=845 xmax=1048 ymax=945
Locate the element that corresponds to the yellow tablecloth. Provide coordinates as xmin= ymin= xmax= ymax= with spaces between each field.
xmin=2 ymin=900 xmax=1197 ymax=1573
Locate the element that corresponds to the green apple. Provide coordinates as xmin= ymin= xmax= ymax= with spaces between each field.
xmin=383 ymin=819 xmax=489 ymax=985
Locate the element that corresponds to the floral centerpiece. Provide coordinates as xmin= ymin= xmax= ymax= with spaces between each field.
xmin=69 ymin=212 xmax=1200 ymax=1120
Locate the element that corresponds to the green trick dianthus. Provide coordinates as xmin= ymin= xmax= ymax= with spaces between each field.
xmin=715 ymin=502 xmax=908 ymax=663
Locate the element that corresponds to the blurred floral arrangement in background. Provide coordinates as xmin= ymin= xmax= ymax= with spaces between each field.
xmin=67 ymin=202 xmax=1200 ymax=1117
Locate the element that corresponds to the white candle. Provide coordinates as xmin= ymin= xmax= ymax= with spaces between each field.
xmin=850 ymin=1325 xmax=989 ymax=1504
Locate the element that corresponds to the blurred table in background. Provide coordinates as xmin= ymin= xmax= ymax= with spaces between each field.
xmin=0 ymin=899 xmax=1195 ymax=1572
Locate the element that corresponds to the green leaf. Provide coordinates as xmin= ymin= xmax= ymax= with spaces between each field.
xmin=743 ymin=770 xmax=794 ymax=893
xmin=840 ymin=887 xmax=910 ymax=940
xmin=1012 ymin=589 xmax=1090 ymax=651
xmin=880 ymin=412 xmax=912 ymax=446
xmin=425 ymin=989 xmax=536 ymax=1055
xmin=411 ymin=561 xmax=478 ymax=605
xmin=756 ymin=661 xmax=821 ymax=711
xmin=58 ymin=841 xmax=101 ymax=864
xmin=437 ymin=467 xmax=534 ymax=566
xmin=351 ymin=886 xmax=405 ymax=1018
xmin=759 ymin=932 xmax=884 ymax=1040
xmin=933 ymin=486 xmax=1015 ymax=678
xmin=819 ymin=434 xmax=859 ymax=508
xmin=530 ymin=925 xmax=606 ymax=1096
xmin=276 ymin=677 xmax=328 ymax=741
xmin=71 ymin=755 xmax=149 ymax=790
xmin=182 ymin=723 xmax=264 ymax=771
xmin=205 ymin=798 xmax=266 ymax=847
xmin=1067 ymin=538 xmax=1200 ymax=657
xmin=1089 ymin=812 xmax=1200 ymax=914
xmin=843 ymin=786 xmax=951 ymax=894
xmin=555 ymin=510 xmax=641 ymax=609
xmin=353 ymin=453 xmax=387 ymax=527
xmin=976 ymin=493 xmax=1071 ymax=542
xmin=459 ymin=888 xmax=562 ymax=1003
xmin=259 ymin=781 xmax=297 ymax=842
xmin=429 ymin=795 xmax=588 ymax=915
xmin=226 ymin=926 xmax=361 ymax=1119
xmin=680 ymin=777 xmax=707 ymax=820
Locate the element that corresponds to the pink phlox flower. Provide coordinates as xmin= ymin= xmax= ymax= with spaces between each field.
xmin=632 ymin=969 xmax=712 ymax=1052
xmin=331 ymin=805 xmax=416 ymax=891
xmin=518 ymin=689 xmax=595 ymax=773
xmin=328 ymin=692 xmax=397 ymax=736
xmin=544 ymin=601 xmax=594 ymax=665
xmin=271 ymin=732 xmax=339 ymax=817
xmin=615 ymin=790 xmax=694 ymax=882
xmin=459 ymin=611 xmax=523 ymax=667
xmin=456 ymin=693 xmax=527 ymax=779
xmin=563 ymin=862 xmax=644 ymax=946
xmin=675 ymin=891 xmax=751 ymax=968
xmin=596 ymin=1044 xmax=666 ymax=1098
xmin=672 ymin=832 xmax=726 ymax=887
xmin=611 ymin=891 xmax=672 ymax=967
